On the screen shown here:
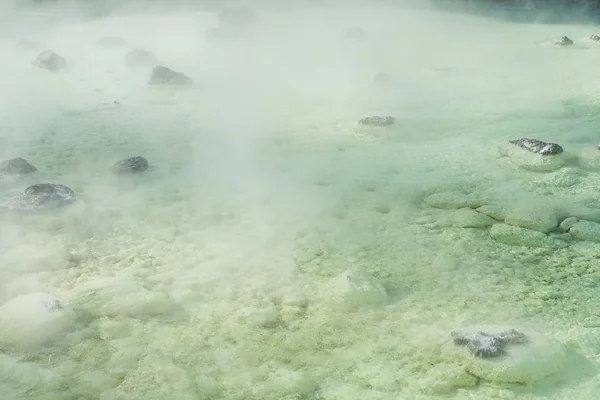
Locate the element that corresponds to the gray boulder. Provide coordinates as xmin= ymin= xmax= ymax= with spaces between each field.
xmin=554 ymin=36 xmax=573 ymax=46
xmin=3 ymin=183 xmax=75 ymax=212
xmin=32 ymin=50 xmax=66 ymax=71
xmin=148 ymin=66 xmax=192 ymax=86
xmin=508 ymin=138 xmax=563 ymax=155
xmin=0 ymin=158 xmax=37 ymax=175
xmin=111 ymin=156 xmax=149 ymax=174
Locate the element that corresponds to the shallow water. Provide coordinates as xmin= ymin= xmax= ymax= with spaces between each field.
xmin=2 ymin=3 xmax=600 ymax=400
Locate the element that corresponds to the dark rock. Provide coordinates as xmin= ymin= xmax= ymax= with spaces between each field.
xmin=32 ymin=50 xmax=66 ymax=71
xmin=554 ymin=36 xmax=573 ymax=46
xmin=373 ymin=72 xmax=393 ymax=86
xmin=148 ymin=66 xmax=192 ymax=86
xmin=96 ymin=36 xmax=128 ymax=47
xmin=111 ymin=156 xmax=149 ymax=173
xmin=4 ymin=183 xmax=75 ymax=212
xmin=452 ymin=329 xmax=529 ymax=359
xmin=344 ymin=27 xmax=367 ymax=40
xmin=591 ymin=34 xmax=600 ymax=42
xmin=358 ymin=116 xmax=396 ymax=126
xmin=0 ymin=158 xmax=37 ymax=174
xmin=124 ymin=48 xmax=158 ymax=67
xmin=509 ymin=138 xmax=563 ymax=155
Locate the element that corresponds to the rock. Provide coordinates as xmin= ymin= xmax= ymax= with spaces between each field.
xmin=554 ymin=36 xmax=573 ymax=46
xmin=0 ymin=292 xmax=75 ymax=348
xmin=0 ymin=157 xmax=37 ymax=174
xmin=32 ymin=50 xmax=66 ymax=71
xmin=344 ymin=27 xmax=367 ymax=40
xmin=590 ymin=34 xmax=600 ymax=42
xmin=148 ymin=65 xmax=192 ymax=86
xmin=2 ymin=183 xmax=75 ymax=212
xmin=96 ymin=36 xmax=127 ymax=46
xmin=444 ymin=325 xmax=567 ymax=384
xmin=373 ymin=72 xmax=393 ymax=86
xmin=489 ymin=224 xmax=567 ymax=248
xmin=497 ymin=140 xmax=571 ymax=172
xmin=509 ymin=138 xmax=563 ymax=155
xmin=475 ymin=204 xmax=507 ymax=221
xmin=124 ymin=48 xmax=158 ymax=67
xmin=557 ymin=217 xmax=578 ymax=233
xmin=504 ymin=207 xmax=558 ymax=233
xmin=358 ymin=116 xmax=396 ymax=126
xmin=452 ymin=329 xmax=528 ymax=359
xmin=452 ymin=208 xmax=496 ymax=228
xmin=569 ymin=220 xmax=600 ymax=242
xmin=424 ymin=191 xmax=486 ymax=210
xmin=111 ymin=156 xmax=149 ymax=174
xmin=325 ymin=270 xmax=388 ymax=311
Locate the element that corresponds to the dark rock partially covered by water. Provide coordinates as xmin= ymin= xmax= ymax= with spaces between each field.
xmin=0 ymin=158 xmax=37 ymax=174
xmin=111 ymin=156 xmax=149 ymax=174
xmin=554 ymin=36 xmax=573 ymax=46
xmin=124 ymin=48 xmax=158 ymax=67
xmin=4 ymin=183 xmax=75 ymax=212
xmin=32 ymin=50 xmax=66 ymax=71
xmin=452 ymin=329 xmax=529 ymax=358
xmin=358 ymin=116 xmax=396 ymax=126
xmin=591 ymin=34 xmax=600 ymax=42
xmin=509 ymin=138 xmax=563 ymax=155
xmin=148 ymin=66 xmax=192 ymax=86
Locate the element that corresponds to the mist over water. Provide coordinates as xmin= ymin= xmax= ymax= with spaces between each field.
xmin=3 ymin=1 xmax=600 ymax=399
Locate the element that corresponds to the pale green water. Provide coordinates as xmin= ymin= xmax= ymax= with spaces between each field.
xmin=1 ymin=4 xmax=600 ymax=400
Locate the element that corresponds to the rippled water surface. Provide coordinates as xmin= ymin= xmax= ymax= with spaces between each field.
xmin=2 ymin=4 xmax=600 ymax=399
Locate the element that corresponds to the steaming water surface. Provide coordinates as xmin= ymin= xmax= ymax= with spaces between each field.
xmin=2 ymin=5 xmax=600 ymax=400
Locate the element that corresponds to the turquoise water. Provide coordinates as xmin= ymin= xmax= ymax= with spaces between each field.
xmin=2 ymin=4 xmax=600 ymax=399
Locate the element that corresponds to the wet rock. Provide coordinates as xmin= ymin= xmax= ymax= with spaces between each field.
xmin=569 ymin=220 xmax=600 ymax=242
xmin=424 ymin=191 xmax=486 ymax=210
xmin=443 ymin=325 xmax=567 ymax=384
xmin=452 ymin=208 xmax=496 ymax=228
xmin=124 ymin=48 xmax=158 ymax=67
xmin=509 ymin=138 xmax=563 ymax=155
xmin=148 ymin=66 xmax=192 ymax=86
xmin=557 ymin=217 xmax=578 ymax=233
xmin=0 ymin=157 xmax=37 ymax=174
xmin=32 ymin=50 xmax=66 ymax=71
xmin=96 ymin=36 xmax=127 ymax=46
xmin=475 ymin=204 xmax=507 ymax=221
xmin=358 ymin=116 xmax=396 ymax=126
xmin=504 ymin=206 xmax=558 ymax=233
xmin=590 ymin=34 xmax=600 ymax=42
xmin=3 ymin=183 xmax=75 ymax=212
xmin=111 ymin=156 xmax=149 ymax=174
xmin=554 ymin=36 xmax=573 ymax=46
xmin=489 ymin=224 xmax=567 ymax=248
xmin=373 ymin=72 xmax=393 ymax=86
xmin=0 ymin=292 xmax=75 ymax=348
xmin=452 ymin=329 xmax=528 ymax=358
xmin=344 ymin=27 xmax=367 ymax=40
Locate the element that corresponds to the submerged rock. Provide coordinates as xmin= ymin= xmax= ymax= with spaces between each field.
xmin=577 ymin=146 xmax=600 ymax=170
xmin=0 ymin=157 xmax=37 ymax=174
xmin=569 ymin=220 xmax=600 ymax=242
xmin=358 ymin=116 xmax=396 ymax=126
xmin=504 ymin=206 xmax=558 ymax=233
xmin=0 ymin=292 xmax=75 ymax=348
xmin=32 ymin=50 xmax=66 ymax=71
xmin=124 ymin=48 xmax=158 ymax=67
xmin=554 ymin=36 xmax=573 ymax=46
xmin=590 ymin=34 xmax=600 ymax=42
xmin=509 ymin=138 xmax=563 ymax=155
xmin=444 ymin=325 xmax=567 ymax=384
xmin=452 ymin=329 xmax=528 ymax=358
xmin=111 ymin=156 xmax=149 ymax=174
xmin=3 ymin=183 xmax=75 ymax=212
xmin=148 ymin=66 xmax=192 ymax=86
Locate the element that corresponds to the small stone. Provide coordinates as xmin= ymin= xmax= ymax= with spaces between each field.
xmin=451 ymin=329 xmax=529 ymax=358
xmin=557 ymin=217 xmax=578 ymax=233
xmin=489 ymin=224 xmax=567 ymax=248
xmin=111 ymin=156 xmax=149 ymax=174
xmin=590 ymin=34 xmax=600 ymax=42
xmin=452 ymin=208 xmax=496 ymax=228
xmin=569 ymin=220 xmax=600 ymax=242
xmin=124 ymin=48 xmax=158 ymax=67
xmin=554 ymin=36 xmax=573 ymax=46
xmin=148 ymin=66 xmax=192 ymax=85
xmin=508 ymin=138 xmax=563 ymax=155
xmin=32 ymin=50 xmax=66 ymax=71
xmin=0 ymin=157 xmax=37 ymax=174
xmin=2 ymin=183 xmax=75 ymax=212
xmin=424 ymin=191 xmax=486 ymax=209
xmin=358 ymin=116 xmax=396 ymax=126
